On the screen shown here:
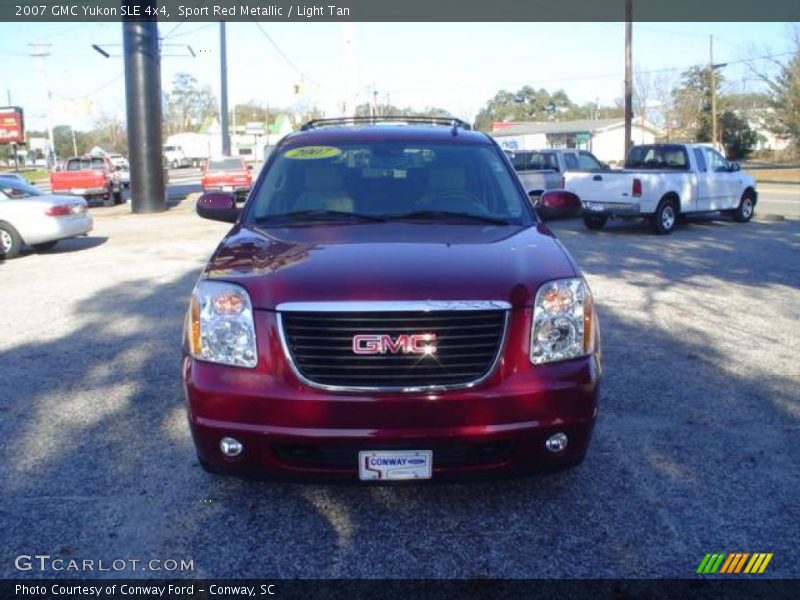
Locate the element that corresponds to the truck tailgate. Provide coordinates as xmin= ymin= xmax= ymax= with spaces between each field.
xmin=51 ymin=171 xmax=106 ymax=193
xmin=566 ymin=171 xmax=634 ymax=204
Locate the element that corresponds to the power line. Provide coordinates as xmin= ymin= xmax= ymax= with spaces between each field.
xmin=161 ymin=0 xmax=208 ymax=40
xmin=250 ymin=21 xmax=304 ymax=76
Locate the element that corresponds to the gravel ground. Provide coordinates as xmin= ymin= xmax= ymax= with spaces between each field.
xmin=1 ymin=201 xmax=798 ymax=579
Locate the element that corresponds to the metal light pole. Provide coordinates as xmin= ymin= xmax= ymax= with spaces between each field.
xmin=220 ymin=22 xmax=231 ymax=156
xmin=624 ymin=0 xmax=633 ymax=159
xmin=122 ymin=0 xmax=165 ymax=213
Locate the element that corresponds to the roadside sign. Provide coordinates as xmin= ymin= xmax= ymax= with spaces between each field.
xmin=0 ymin=106 xmax=25 ymax=145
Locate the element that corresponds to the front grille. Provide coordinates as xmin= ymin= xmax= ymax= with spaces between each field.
xmin=272 ymin=442 xmax=515 ymax=469
xmin=280 ymin=308 xmax=507 ymax=389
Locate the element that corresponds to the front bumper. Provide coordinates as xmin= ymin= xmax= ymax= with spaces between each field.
xmin=184 ymin=309 xmax=600 ymax=480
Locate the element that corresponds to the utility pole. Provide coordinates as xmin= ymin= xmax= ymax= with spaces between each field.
xmin=624 ymin=0 xmax=633 ymax=159
xmin=710 ymin=35 xmax=717 ymax=148
xmin=122 ymin=0 xmax=165 ymax=213
xmin=220 ymin=22 xmax=231 ymax=156
xmin=28 ymin=43 xmax=55 ymax=166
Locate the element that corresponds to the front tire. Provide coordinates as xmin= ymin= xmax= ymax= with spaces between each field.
xmin=732 ymin=191 xmax=755 ymax=222
xmin=583 ymin=214 xmax=608 ymax=230
xmin=32 ymin=241 xmax=58 ymax=252
xmin=0 ymin=222 xmax=23 ymax=259
xmin=113 ymin=190 xmax=123 ymax=205
xmin=651 ymin=197 xmax=678 ymax=235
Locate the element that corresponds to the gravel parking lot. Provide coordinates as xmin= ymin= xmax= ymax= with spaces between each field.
xmin=1 ymin=200 xmax=798 ymax=578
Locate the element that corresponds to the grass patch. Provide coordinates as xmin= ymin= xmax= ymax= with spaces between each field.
xmin=751 ymin=168 xmax=800 ymax=183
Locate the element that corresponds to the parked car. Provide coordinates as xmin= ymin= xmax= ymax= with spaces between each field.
xmin=107 ymin=153 xmax=130 ymax=188
xmin=0 ymin=178 xmax=93 ymax=259
xmin=201 ymin=157 xmax=252 ymax=201
xmin=49 ymin=156 xmax=123 ymax=207
xmin=569 ymin=143 xmax=758 ymax=234
xmin=185 ymin=116 xmax=601 ymax=481
xmin=107 ymin=153 xmax=129 ymax=170
xmin=0 ymin=172 xmax=30 ymax=184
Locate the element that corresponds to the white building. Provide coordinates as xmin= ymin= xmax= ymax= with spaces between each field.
xmin=491 ymin=118 xmax=663 ymax=163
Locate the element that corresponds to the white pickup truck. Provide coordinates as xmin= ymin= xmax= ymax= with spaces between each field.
xmin=570 ymin=143 xmax=758 ymax=234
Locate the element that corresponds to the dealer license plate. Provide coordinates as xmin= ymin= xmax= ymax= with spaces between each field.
xmin=586 ymin=202 xmax=604 ymax=211
xmin=73 ymin=188 xmax=86 ymax=195
xmin=222 ymin=185 xmax=233 ymax=192
xmin=358 ymin=450 xmax=432 ymax=481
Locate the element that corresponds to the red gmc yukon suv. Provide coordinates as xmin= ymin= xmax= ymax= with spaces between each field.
xmin=184 ymin=117 xmax=601 ymax=481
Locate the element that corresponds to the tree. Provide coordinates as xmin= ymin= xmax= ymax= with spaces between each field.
xmin=164 ymin=73 xmax=219 ymax=135
xmin=474 ymin=86 xmax=578 ymax=131
xmin=747 ymin=27 xmax=800 ymax=155
xmin=90 ymin=113 xmax=127 ymax=154
xmin=670 ymin=65 xmax=723 ymax=142
xmin=353 ymin=104 xmax=454 ymax=118
xmin=720 ymin=110 xmax=758 ymax=159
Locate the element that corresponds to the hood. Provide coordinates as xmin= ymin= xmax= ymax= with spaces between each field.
xmin=204 ymin=223 xmax=577 ymax=309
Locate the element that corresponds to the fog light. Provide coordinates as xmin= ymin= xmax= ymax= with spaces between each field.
xmin=220 ymin=437 xmax=243 ymax=457
xmin=545 ymin=432 xmax=568 ymax=453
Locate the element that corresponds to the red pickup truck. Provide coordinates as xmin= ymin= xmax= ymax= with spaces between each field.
xmin=50 ymin=156 xmax=122 ymax=206
xmin=201 ymin=157 xmax=252 ymax=201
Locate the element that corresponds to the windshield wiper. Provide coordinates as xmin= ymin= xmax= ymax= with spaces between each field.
xmin=255 ymin=210 xmax=387 ymax=223
xmin=385 ymin=210 xmax=513 ymax=225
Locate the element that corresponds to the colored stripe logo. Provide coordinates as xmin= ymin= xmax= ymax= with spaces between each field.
xmin=697 ymin=552 xmax=773 ymax=574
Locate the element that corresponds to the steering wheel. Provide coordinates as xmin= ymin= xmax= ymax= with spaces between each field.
xmin=424 ymin=190 xmax=487 ymax=214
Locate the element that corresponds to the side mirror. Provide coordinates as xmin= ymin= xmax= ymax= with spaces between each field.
xmin=537 ymin=189 xmax=582 ymax=220
xmin=196 ymin=192 xmax=240 ymax=223
xmin=247 ymin=164 xmax=253 ymax=171
xmin=730 ymin=162 xmax=740 ymax=172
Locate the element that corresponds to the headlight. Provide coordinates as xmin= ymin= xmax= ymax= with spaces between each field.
xmin=531 ymin=277 xmax=595 ymax=365
xmin=188 ymin=280 xmax=257 ymax=368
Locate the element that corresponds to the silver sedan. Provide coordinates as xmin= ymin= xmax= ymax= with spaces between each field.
xmin=0 ymin=178 xmax=93 ymax=259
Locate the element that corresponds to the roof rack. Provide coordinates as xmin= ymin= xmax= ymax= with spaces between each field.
xmin=300 ymin=116 xmax=472 ymax=131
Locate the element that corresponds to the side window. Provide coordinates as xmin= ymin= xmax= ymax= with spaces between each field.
xmin=67 ymin=160 xmax=80 ymax=171
xmin=577 ymin=152 xmax=603 ymax=171
xmin=563 ymin=153 xmax=579 ymax=170
xmin=693 ymin=149 xmax=707 ymax=172
xmin=704 ymin=148 xmax=728 ymax=172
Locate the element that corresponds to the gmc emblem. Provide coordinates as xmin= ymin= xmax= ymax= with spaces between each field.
xmin=352 ymin=333 xmax=437 ymax=355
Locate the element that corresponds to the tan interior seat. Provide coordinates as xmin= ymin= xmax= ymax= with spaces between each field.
xmin=294 ymin=165 xmax=354 ymax=212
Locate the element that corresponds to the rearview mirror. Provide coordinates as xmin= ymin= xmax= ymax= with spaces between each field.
xmin=537 ymin=189 xmax=582 ymax=221
xmin=196 ymin=192 xmax=240 ymax=223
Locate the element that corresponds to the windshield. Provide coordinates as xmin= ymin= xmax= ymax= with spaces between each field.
xmin=208 ymin=158 xmax=246 ymax=171
xmin=245 ymin=142 xmax=530 ymax=225
xmin=625 ymin=145 xmax=689 ymax=170
xmin=0 ymin=179 xmax=42 ymax=198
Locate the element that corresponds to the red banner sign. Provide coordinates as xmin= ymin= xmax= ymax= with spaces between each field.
xmin=0 ymin=107 xmax=25 ymax=145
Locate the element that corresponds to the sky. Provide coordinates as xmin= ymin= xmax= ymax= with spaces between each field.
xmin=0 ymin=21 xmax=796 ymax=131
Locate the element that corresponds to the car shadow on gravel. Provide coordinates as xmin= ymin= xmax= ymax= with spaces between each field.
xmin=1 ymin=236 xmax=108 ymax=262
xmin=0 ymin=228 xmax=798 ymax=579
